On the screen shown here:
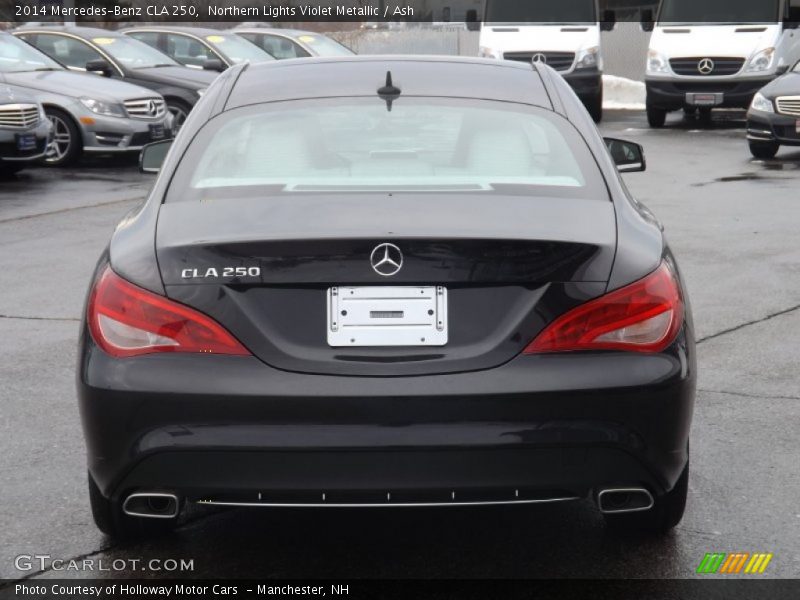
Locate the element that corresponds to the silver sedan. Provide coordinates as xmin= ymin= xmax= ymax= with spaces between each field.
xmin=0 ymin=33 xmax=171 ymax=166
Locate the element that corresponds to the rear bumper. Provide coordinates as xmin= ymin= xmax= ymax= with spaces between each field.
xmin=746 ymin=110 xmax=800 ymax=145
xmin=78 ymin=328 xmax=695 ymax=506
xmin=645 ymin=77 xmax=773 ymax=110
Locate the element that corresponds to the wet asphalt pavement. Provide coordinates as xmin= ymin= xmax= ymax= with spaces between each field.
xmin=0 ymin=110 xmax=799 ymax=581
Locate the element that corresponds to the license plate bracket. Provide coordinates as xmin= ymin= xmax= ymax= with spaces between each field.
xmin=327 ymin=286 xmax=448 ymax=347
xmin=686 ymin=92 xmax=723 ymax=106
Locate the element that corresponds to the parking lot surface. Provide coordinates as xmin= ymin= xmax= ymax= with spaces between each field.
xmin=1 ymin=111 xmax=799 ymax=580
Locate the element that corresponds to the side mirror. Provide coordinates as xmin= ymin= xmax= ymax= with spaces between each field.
xmin=139 ymin=139 xmax=173 ymax=174
xmin=600 ymin=10 xmax=616 ymax=32
xmin=202 ymin=58 xmax=225 ymax=72
xmin=640 ymin=8 xmax=655 ymax=33
xmin=604 ymin=138 xmax=646 ymax=173
xmin=85 ymin=59 xmax=113 ymax=77
xmin=465 ymin=9 xmax=480 ymax=31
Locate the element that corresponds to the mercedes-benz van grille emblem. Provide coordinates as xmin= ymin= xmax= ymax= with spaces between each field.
xmin=698 ymin=58 xmax=715 ymax=75
xmin=531 ymin=53 xmax=548 ymax=64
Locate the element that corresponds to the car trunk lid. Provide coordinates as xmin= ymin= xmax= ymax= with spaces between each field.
xmin=156 ymin=193 xmax=616 ymax=375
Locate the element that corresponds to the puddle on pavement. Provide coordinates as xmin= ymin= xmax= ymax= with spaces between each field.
xmin=692 ymin=160 xmax=800 ymax=186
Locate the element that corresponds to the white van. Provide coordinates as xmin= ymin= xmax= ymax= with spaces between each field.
xmin=475 ymin=0 xmax=615 ymax=122
xmin=643 ymin=0 xmax=800 ymax=127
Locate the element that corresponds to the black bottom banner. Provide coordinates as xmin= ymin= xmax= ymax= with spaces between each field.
xmin=2 ymin=579 xmax=800 ymax=600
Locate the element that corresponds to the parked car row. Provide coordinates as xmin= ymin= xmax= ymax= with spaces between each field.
xmin=0 ymin=26 xmax=353 ymax=174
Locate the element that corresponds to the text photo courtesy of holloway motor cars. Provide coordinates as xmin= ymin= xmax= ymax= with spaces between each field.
xmin=0 ymin=0 xmax=799 ymax=597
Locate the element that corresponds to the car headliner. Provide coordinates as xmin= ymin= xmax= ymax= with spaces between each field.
xmin=225 ymin=56 xmax=552 ymax=109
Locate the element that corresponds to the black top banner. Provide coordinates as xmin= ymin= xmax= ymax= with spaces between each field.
xmin=4 ymin=0 xmax=798 ymax=25
xmin=9 ymin=0 xmax=792 ymax=26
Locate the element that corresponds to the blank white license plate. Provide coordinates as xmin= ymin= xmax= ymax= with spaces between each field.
xmin=327 ymin=286 xmax=447 ymax=347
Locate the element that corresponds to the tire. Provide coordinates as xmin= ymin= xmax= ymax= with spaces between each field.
xmin=166 ymin=99 xmax=191 ymax=136
xmin=88 ymin=473 xmax=178 ymax=539
xmin=749 ymin=140 xmax=780 ymax=160
xmin=586 ymin=88 xmax=603 ymax=124
xmin=44 ymin=107 xmax=82 ymax=167
xmin=646 ymin=104 xmax=667 ymax=128
xmin=604 ymin=460 xmax=689 ymax=534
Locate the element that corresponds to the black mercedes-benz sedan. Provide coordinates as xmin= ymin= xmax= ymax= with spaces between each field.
xmin=78 ymin=56 xmax=695 ymax=539
xmin=746 ymin=61 xmax=800 ymax=159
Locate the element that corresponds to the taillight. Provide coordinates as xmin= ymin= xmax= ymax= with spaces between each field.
xmin=524 ymin=262 xmax=684 ymax=354
xmin=87 ymin=267 xmax=250 ymax=358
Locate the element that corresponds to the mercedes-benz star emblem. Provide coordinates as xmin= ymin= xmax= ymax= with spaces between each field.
xmin=370 ymin=243 xmax=403 ymax=277
xmin=697 ymin=58 xmax=715 ymax=75
xmin=531 ymin=53 xmax=547 ymax=64
xmin=147 ymin=100 xmax=158 ymax=116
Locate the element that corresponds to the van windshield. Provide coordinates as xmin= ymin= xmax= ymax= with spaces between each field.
xmin=658 ymin=0 xmax=780 ymax=24
xmin=485 ymin=0 xmax=596 ymax=25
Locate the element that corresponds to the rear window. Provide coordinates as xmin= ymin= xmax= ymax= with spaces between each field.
xmin=166 ymin=98 xmax=607 ymax=201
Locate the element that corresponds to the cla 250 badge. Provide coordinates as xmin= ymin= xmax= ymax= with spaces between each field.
xmin=181 ymin=266 xmax=261 ymax=279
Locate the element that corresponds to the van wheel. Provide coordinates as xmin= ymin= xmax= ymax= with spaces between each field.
xmin=646 ymin=104 xmax=667 ymax=128
xmin=88 ymin=473 xmax=178 ymax=539
xmin=587 ymin=89 xmax=603 ymax=123
xmin=749 ymin=141 xmax=779 ymax=160
xmin=44 ymin=107 xmax=81 ymax=167
xmin=604 ymin=460 xmax=689 ymax=534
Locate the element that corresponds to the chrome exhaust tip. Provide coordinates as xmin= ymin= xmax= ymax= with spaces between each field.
xmin=597 ymin=487 xmax=654 ymax=514
xmin=122 ymin=492 xmax=180 ymax=519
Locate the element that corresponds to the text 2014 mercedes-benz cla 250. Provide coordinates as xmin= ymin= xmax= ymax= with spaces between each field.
xmin=78 ymin=57 xmax=695 ymax=538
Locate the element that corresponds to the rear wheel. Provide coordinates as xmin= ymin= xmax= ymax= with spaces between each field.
xmin=44 ymin=107 xmax=81 ymax=167
xmin=749 ymin=140 xmax=780 ymax=160
xmin=603 ymin=460 xmax=688 ymax=534
xmin=646 ymin=104 xmax=667 ymax=128
xmin=88 ymin=473 xmax=178 ymax=539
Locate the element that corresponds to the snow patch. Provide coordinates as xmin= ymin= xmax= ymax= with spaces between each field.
xmin=603 ymin=74 xmax=646 ymax=110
